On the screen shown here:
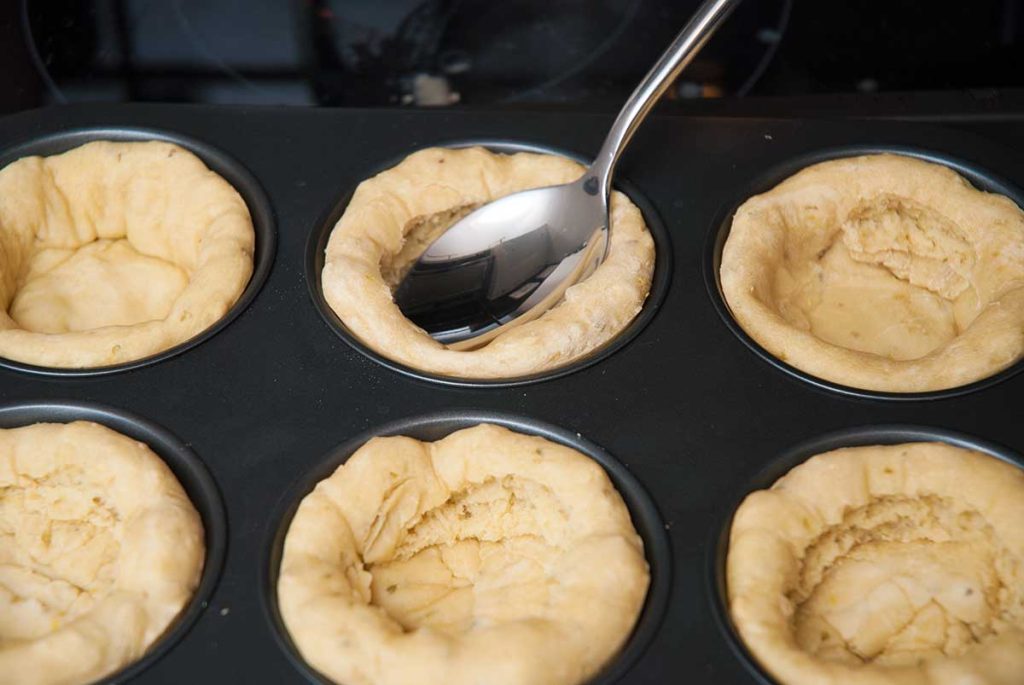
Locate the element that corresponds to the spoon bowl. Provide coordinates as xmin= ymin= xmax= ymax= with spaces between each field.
xmin=393 ymin=172 xmax=608 ymax=349
xmin=395 ymin=0 xmax=741 ymax=346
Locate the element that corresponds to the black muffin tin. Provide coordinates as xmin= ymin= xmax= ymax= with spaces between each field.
xmin=1 ymin=103 xmax=1023 ymax=684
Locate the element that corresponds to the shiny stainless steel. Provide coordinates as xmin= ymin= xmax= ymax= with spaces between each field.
xmin=393 ymin=0 xmax=741 ymax=348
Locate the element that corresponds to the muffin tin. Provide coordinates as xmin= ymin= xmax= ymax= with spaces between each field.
xmin=1 ymin=102 xmax=1023 ymax=684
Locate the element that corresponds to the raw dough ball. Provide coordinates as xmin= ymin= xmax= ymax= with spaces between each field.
xmin=720 ymin=154 xmax=1024 ymax=392
xmin=0 ymin=140 xmax=255 ymax=368
xmin=0 ymin=421 xmax=205 ymax=685
xmin=727 ymin=442 xmax=1024 ymax=685
xmin=321 ymin=147 xmax=655 ymax=379
xmin=277 ymin=424 xmax=649 ymax=685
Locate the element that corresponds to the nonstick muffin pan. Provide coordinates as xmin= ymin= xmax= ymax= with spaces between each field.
xmin=1 ymin=102 xmax=1024 ymax=684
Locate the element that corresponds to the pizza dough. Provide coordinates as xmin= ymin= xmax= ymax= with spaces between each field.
xmin=321 ymin=147 xmax=655 ymax=379
xmin=720 ymin=154 xmax=1024 ymax=392
xmin=727 ymin=442 xmax=1024 ymax=685
xmin=0 ymin=140 xmax=255 ymax=368
xmin=277 ymin=424 xmax=649 ymax=685
xmin=0 ymin=421 xmax=205 ymax=685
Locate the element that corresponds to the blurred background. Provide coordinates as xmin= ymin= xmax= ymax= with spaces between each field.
xmin=3 ymin=0 xmax=1023 ymax=113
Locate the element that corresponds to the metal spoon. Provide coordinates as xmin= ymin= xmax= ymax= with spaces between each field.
xmin=394 ymin=0 xmax=741 ymax=349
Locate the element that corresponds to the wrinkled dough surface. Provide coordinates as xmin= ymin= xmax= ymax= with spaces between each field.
xmin=11 ymin=239 xmax=188 ymax=333
xmin=369 ymin=476 xmax=565 ymax=636
xmin=793 ymin=495 xmax=1015 ymax=665
xmin=727 ymin=443 xmax=1024 ymax=685
xmin=321 ymin=147 xmax=655 ymax=379
xmin=0 ymin=461 xmax=121 ymax=642
xmin=0 ymin=421 xmax=204 ymax=685
xmin=277 ymin=424 xmax=649 ymax=685
xmin=0 ymin=140 xmax=254 ymax=368
xmin=721 ymin=155 xmax=1024 ymax=392
xmin=774 ymin=195 xmax=972 ymax=361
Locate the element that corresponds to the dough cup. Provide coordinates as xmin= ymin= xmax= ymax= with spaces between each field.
xmin=264 ymin=411 xmax=670 ymax=685
xmin=307 ymin=141 xmax=670 ymax=387
xmin=708 ymin=149 xmax=1024 ymax=398
xmin=712 ymin=425 xmax=1024 ymax=685
xmin=0 ymin=400 xmax=226 ymax=685
xmin=0 ymin=128 xmax=275 ymax=375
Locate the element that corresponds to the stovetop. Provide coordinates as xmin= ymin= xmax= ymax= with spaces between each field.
xmin=4 ymin=0 xmax=1024 ymax=115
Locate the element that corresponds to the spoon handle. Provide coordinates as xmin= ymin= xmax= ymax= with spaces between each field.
xmin=591 ymin=0 xmax=742 ymax=195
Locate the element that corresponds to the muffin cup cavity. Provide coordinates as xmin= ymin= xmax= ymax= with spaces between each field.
xmin=0 ymin=127 xmax=276 ymax=377
xmin=708 ymin=424 xmax=1024 ymax=685
xmin=306 ymin=140 xmax=672 ymax=388
xmin=0 ymin=399 xmax=227 ymax=685
xmin=704 ymin=145 xmax=1024 ymax=401
xmin=263 ymin=410 xmax=671 ymax=685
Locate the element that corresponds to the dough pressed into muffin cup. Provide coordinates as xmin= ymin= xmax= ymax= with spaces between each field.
xmin=0 ymin=140 xmax=255 ymax=369
xmin=321 ymin=146 xmax=656 ymax=380
xmin=0 ymin=421 xmax=205 ymax=685
xmin=727 ymin=442 xmax=1024 ymax=685
xmin=276 ymin=424 xmax=650 ymax=685
xmin=720 ymin=154 xmax=1024 ymax=393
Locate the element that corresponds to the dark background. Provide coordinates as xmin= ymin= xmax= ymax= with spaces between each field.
xmin=4 ymin=0 xmax=1024 ymax=114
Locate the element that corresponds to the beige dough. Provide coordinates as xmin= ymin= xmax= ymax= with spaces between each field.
xmin=720 ymin=154 xmax=1024 ymax=392
xmin=321 ymin=147 xmax=655 ymax=379
xmin=277 ymin=424 xmax=649 ymax=685
xmin=0 ymin=140 xmax=255 ymax=368
xmin=727 ymin=442 xmax=1024 ymax=685
xmin=0 ymin=421 xmax=205 ymax=685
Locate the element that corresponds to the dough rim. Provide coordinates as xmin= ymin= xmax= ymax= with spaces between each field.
xmin=720 ymin=154 xmax=1024 ymax=393
xmin=321 ymin=147 xmax=656 ymax=380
